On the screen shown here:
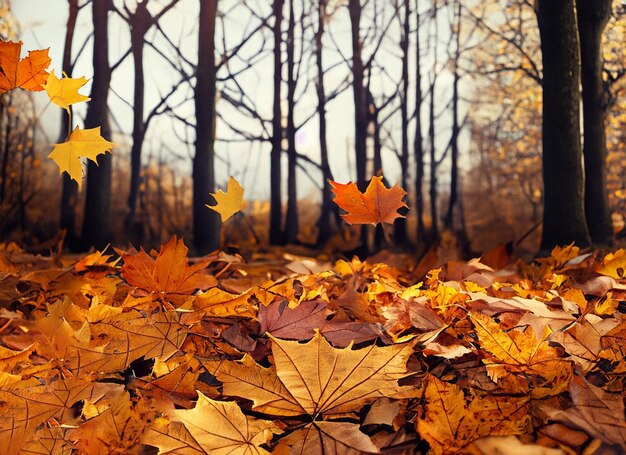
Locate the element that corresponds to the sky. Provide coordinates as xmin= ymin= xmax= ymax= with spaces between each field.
xmin=11 ymin=0 xmax=462 ymax=201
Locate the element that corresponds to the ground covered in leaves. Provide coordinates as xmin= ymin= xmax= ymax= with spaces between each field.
xmin=1 ymin=238 xmax=626 ymax=454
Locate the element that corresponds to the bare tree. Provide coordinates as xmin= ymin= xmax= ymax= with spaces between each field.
xmin=193 ymin=0 xmax=220 ymax=253
xmin=270 ymin=0 xmax=284 ymax=245
xmin=82 ymin=0 xmax=113 ymax=249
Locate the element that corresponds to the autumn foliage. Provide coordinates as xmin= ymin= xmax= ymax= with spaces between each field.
xmin=0 ymin=236 xmax=625 ymax=453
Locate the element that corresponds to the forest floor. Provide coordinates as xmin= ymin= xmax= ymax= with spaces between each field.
xmin=1 ymin=236 xmax=626 ymax=454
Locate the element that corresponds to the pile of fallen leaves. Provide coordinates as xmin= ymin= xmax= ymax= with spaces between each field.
xmin=1 ymin=238 xmax=626 ymax=454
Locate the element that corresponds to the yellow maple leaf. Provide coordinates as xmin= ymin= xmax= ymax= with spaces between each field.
xmin=206 ymin=176 xmax=244 ymax=221
xmin=43 ymin=69 xmax=90 ymax=111
xmin=596 ymin=248 xmax=626 ymax=279
xmin=49 ymin=126 xmax=114 ymax=184
xmin=215 ymin=330 xmax=415 ymax=417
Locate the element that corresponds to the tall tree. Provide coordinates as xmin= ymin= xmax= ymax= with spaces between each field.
xmin=348 ymin=0 xmax=368 ymax=190
xmin=577 ymin=0 xmax=613 ymax=245
xmin=394 ymin=0 xmax=410 ymax=245
xmin=270 ymin=0 xmax=284 ymax=245
xmin=82 ymin=0 xmax=113 ymax=249
xmin=315 ymin=0 xmax=335 ymax=246
xmin=59 ymin=0 xmax=80 ymax=245
xmin=428 ymin=2 xmax=440 ymax=243
xmin=193 ymin=0 xmax=220 ymax=253
xmin=414 ymin=0 xmax=427 ymax=245
xmin=536 ymin=0 xmax=590 ymax=250
xmin=444 ymin=0 xmax=462 ymax=231
xmin=121 ymin=0 xmax=179 ymax=235
xmin=284 ymin=0 xmax=298 ymax=243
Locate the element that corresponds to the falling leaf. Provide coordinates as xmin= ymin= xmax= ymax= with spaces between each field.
xmin=43 ymin=69 xmax=90 ymax=112
xmin=48 ymin=126 xmax=114 ymax=184
xmin=169 ymin=392 xmax=280 ymax=455
xmin=330 ymin=176 xmax=408 ymax=225
xmin=121 ymin=235 xmax=215 ymax=304
xmin=416 ymin=375 xmax=530 ymax=454
xmin=206 ymin=176 xmax=244 ymax=222
xmin=216 ymin=330 xmax=414 ymax=417
xmin=0 ymin=40 xmax=50 ymax=94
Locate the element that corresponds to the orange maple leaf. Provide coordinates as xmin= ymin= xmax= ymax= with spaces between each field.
xmin=0 ymin=40 xmax=51 ymax=94
xmin=329 ymin=176 xmax=408 ymax=225
xmin=121 ymin=235 xmax=216 ymax=301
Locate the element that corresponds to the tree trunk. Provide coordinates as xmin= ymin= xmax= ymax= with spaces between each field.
xmin=270 ymin=0 xmax=284 ymax=245
xmin=394 ymin=0 xmax=410 ymax=245
xmin=192 ymin=0 xmax=220 ymax=254
xmin=125 ymin=1 xmax=152 ymax=234
xmin=577 ymin=0 xmax=613 ymax=245
xmin=315 ymin=0 xmax=334 ymax=246
xmin=284 ymin=0 xmax=298 ymax=243
xmin=444 ymin=0 xmax=461 ymax=231
xmin=537 ymin=0 xmax=590 ymax=250
xmin=428 ymin=5 xmax=439 ymax=243
xmin=349 ymin=0 xmax=367 ymax=189
xmin=82 ymin=0 xmax=112 ymax=250
xmin=59 ymin=0 xmax=79 ymax=246
xmin=414 ymin=0 xmax=426 ymax=245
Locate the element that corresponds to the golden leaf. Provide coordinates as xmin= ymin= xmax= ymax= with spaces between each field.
xmin=48 ymin=126 xmax=114 ymax=184
xmin=0 ymin=40 xmax=50 ymax=94
xmin=206 ymin=176 xmax=244 ymax=222
xmin=43 ymin=69 xmax=90 ymax=111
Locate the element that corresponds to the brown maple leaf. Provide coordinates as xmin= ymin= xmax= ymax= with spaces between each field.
xmin=329 ymin=176 xmax=408 ymax=225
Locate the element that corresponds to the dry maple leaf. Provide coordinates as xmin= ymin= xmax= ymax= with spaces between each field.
xmin=416 ymin=375 xmax=530 ymax=454
xmin=273 ymin=421 xmax=380 ymax=455
xmin=49 ymin=126 xmax=114 ymax=184
xmin=206 ymin=176 xmax=244 ymax=222
xmin=329 ymin=176 xmax=408 ymax=225
xmin=43 ymin=69 xmax=90 ymax=112
xmin=542 ymin=374 xmax=626 ymax=451
xmin=215 ymin=330 xmax=414 ymax=417
xmin=161 ymin=392 xmax=280 ymax=455
xmin=469 ymin=312 xmax=573 ymax=398
xmin=0 ymin=40 xmax=50 ymax=94
xmin=121 ymin=235 xmax=215 ymax=302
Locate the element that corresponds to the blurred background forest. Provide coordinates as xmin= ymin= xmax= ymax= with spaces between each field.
xmin=1 ymin=0 xmax=625 ymax=257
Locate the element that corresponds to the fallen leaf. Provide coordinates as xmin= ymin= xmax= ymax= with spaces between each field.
xmin=216 ymin=330 xmax=414 ymax=417
xmin=416 ymin=375 xmax=530 ymax=454
xmin=121 ymin=235 xmax=214 ymax=304
xmin=170 ymin=392 xmax=280 ymax=455
xmin=330 ymin=176 xmax=408 ymax=225
xmin=273 ymin=421 xmax=380 ymax=454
